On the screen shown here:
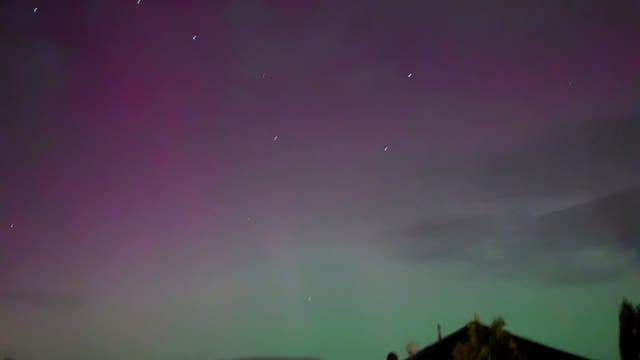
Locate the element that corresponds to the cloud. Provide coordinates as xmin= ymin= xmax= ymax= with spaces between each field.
xmin=386 ymin=188 xmax=640 ymax=286
xmin=473 ymin=114 xmax=640 ymax=200
xmin=0 ymin=287 xmax=82 ymax=309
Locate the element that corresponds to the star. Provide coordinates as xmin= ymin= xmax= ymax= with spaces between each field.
xmin=9 ymin=223 xmax=15 ymax=229
xmin=33 ymin=7 xmax=38 ymax=14
xmin=306 ymin=296 xmax=312 ymax=302
xmin=407 ymin=73 xmax=413 ymax=78
xmin=261 ymin=72 xmax=267 ymax=79
xmin=384 ymin=145 xmax=390 ymax=152
xmin=247 ymin=216 xmax=252 ymax=221
xmin=136 ymin=0 xmax=142 ymax=5
xmin=273 ymin=135 xmax=279 ymax=142
xmin=192 ymin=34 xmax=198 ymax=41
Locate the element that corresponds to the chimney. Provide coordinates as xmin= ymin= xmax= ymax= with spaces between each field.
xmin=437 ymin=324 xmax=442 ymax=341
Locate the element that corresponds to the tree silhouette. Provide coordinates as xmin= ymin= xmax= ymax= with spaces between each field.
xmin=619 ymin=298 xmax=640 ymax=360
xmin=453 ymin=317 xmax=525 ymax=360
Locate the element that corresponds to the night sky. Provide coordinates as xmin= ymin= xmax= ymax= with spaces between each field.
xmin=1 ymin=1 xmax=640 ymax=359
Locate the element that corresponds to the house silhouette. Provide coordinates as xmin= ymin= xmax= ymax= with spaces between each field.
xmin=405 ymin=321 xmax=588 ymax=360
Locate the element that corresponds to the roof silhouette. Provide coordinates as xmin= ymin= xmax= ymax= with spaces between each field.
xmin=407 ymin=321 xmax=588 ymax=360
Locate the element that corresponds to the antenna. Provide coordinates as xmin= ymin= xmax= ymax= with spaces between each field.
xmin=437 ymin=323 xmax=442 ymax=341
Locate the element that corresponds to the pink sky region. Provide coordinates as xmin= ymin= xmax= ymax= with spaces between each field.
xmin=1 ymin=1 xmax=639 ymax=359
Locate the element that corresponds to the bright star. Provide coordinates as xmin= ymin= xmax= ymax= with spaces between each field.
xmin=407 ymin=73 xmax=413 ymax=78
xmin=273 ymin=135 xmax=279 ymax=142
xmin=9 ymin=223 xmax=15 ymax=229
xmin=384 ymin=145 xmax=389 ymax=152
xmin=137 ymin=0 xmax=142 ymax=4
xmin=33 ymin=7 xmax=38 ymax=14
xmin=307 ymin=296 xmax=312 ymax=302
xmin=192 ymin=34 xmax=198 ymax=41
